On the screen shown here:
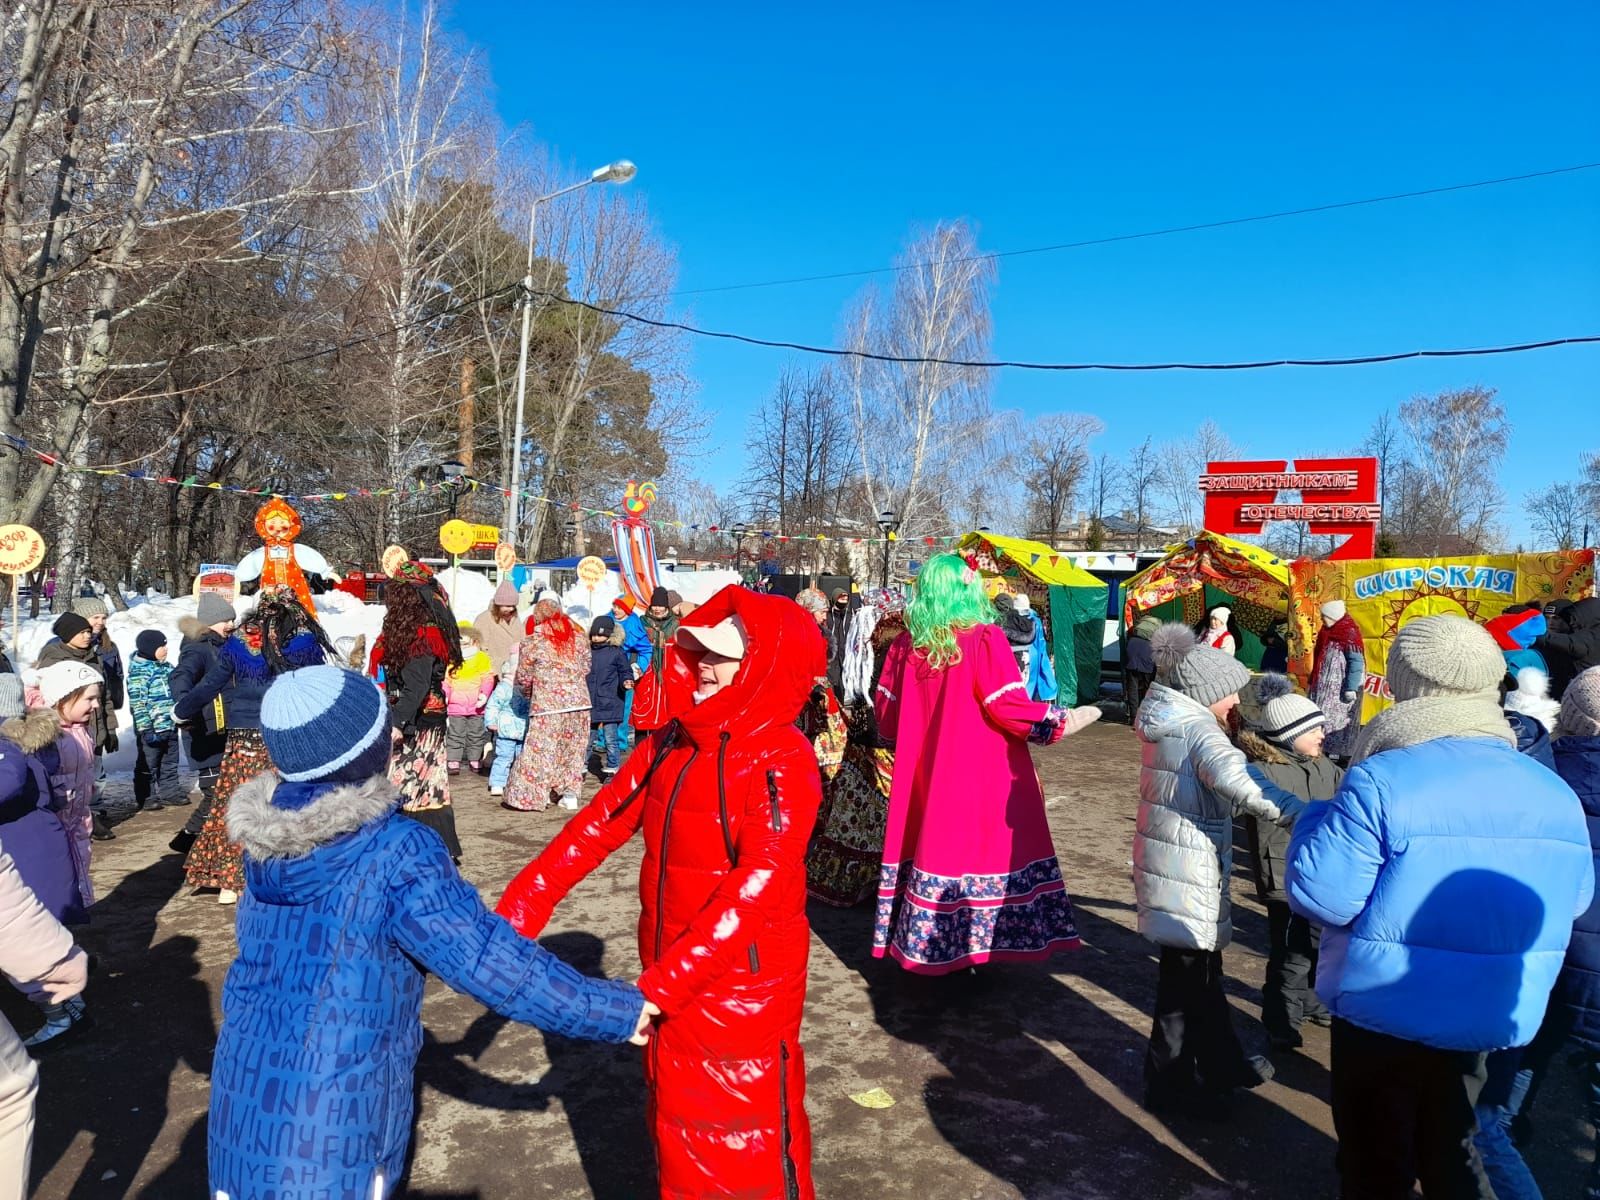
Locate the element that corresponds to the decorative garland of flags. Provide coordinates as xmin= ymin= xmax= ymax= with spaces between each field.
xmin=1 ymin=433 xmax=964 ymax=546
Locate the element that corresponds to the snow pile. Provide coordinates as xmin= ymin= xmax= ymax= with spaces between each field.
xmin=432 ymin=567 xmax=496 ymax=626
xmin=661 ymin=568 xmax=741 ymax=606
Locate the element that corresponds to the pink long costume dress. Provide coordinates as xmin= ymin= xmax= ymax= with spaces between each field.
xmin=872 ymin=622 xmax=1083 ymax=974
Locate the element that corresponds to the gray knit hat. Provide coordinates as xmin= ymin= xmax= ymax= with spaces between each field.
xmin=0 ymin=673 xmax=23 ymax=721
xmin=71 ymin=596 xmax=109 ymax=620
xmin=1557 ymin=666 xmax=1600 ymax=739
xmin=1385 ymin=615 xmax=1504 ymax=702
xmin=1151 ymin=622 xmax=1250 ymax=706
xmin=196 ymin=592 xmax=237 ymax=627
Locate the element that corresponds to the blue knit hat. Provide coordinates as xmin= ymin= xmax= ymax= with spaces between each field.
xmin=259 ymin=666 xmax=391 ymax=805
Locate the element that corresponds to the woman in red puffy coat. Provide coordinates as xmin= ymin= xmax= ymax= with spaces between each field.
xmin=497 ymin=585 xmax=825 ymax=1199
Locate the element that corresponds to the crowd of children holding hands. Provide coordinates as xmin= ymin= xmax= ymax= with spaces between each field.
xmin=8 ymin=565 xmax=1600 ymax=1199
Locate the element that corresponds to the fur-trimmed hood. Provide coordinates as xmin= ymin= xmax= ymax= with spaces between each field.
xmin=227 ymin=771 xmax=400 ymax=881
xmin=177 ymin=615 xmax=220 ymax=643
xmin=1236 ymin=727 xmax=1291 ymax=766
xmin=1 ymin=709 xmax=62 ymax=755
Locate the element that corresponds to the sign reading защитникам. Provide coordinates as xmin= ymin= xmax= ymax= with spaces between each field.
xmin=1198 ymin=457 xmax=1380 ymax=560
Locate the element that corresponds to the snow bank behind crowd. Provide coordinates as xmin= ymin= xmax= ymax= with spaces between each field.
xmin=6 ymin=567 xmax=740 ymax=777
xmin=9 ymin=589 xmax=387 ymax=777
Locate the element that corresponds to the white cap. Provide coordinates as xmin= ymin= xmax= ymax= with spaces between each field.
xmin=676 ymin=615 xmax=748 ymax=661
xmin=38 ymin=660 xmax=103 ymax=707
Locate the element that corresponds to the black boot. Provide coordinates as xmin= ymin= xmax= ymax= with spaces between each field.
xmin=168 ymin=829 xmax=196 ymax=855
xmin=91 ymin=811 xmax=116 ymax=841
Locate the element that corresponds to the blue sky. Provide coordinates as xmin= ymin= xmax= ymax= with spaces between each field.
xmin=446 ymin=2 xmax=1599 ymax=541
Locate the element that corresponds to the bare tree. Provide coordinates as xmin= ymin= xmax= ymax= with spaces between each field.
xmin=1526 ymin=483 xmax=1587 ymax=550
xmin=1397 ymin=385 xmax=1511 ymax=554
xmin=739 ymin=365 xmax=854 ymax=570
xmin=1022 ymin=412 xmax=1102 ymax=545
xmin=1159 ymin=419 xmax=1240 ymax=534
xmin=514 ymin=164 xmax=686 ymax=558
xmin=1121 ymin=437 xmax=1162 ymax=552
xmin=1084 ymin=451 xmax=1115 ymax=550
xmin=1361 ymin=407 xmax=1411 ymax=553
xmin=845 ymin=220 xmax=995 ymax=546
xmin=1 ymin=0 xmax=360 ymax=596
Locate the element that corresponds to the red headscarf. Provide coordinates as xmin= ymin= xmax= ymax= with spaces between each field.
xmin=526 ymin=599 xmax=580 ymax=654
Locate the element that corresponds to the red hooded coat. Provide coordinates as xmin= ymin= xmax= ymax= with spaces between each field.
xmin=497 ymin=586 xmax=825 ymax=1199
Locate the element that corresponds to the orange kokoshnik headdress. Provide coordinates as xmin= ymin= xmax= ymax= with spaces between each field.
xmin=253 ymin=498 xmax=314 ymax=611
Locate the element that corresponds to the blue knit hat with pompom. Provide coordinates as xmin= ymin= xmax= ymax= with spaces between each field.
xmin=259 ymin=666 xmax=391 ymax=808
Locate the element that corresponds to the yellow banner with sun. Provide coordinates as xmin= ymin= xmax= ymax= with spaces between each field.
xmin=1289 ymin=551 xmax=1595 ymax=721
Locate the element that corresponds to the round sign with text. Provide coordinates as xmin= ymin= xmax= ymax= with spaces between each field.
xmin=0 ymin=524 xmax=46 ymax=575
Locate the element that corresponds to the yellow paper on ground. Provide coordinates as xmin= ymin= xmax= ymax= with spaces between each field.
xmin=848 ymin=1087 xmax=896 ymax=1109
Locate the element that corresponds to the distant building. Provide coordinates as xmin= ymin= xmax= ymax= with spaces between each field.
xmin=1034 ymin=512 xmax=1183 ymax=553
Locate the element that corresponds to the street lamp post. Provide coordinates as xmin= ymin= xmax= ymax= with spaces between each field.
xmin=505 ymin=159 xmax=637 ymax=547
xmin=732 ymin=522 xmax=748 ymax=577
xmin=440 ymin=459 xmax=467 ymax=519
xmin=876 ymin=509 xmax=900 ymax=591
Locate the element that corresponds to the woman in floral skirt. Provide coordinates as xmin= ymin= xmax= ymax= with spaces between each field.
xmin=504 ymin=600 xmax=591 ymax=812
xmin=380 ymin=563 xmax=463 ymax=857
xmin=173 ymin=588 xmax=333 ymax=902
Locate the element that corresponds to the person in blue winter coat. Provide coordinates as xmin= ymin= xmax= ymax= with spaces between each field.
xmin=1286 ymin=615 xmax=1594 ymax=1200
xmin=611 ymin=596 xmax=652 ymax=747
xmin=585 ymin=615 xmax=633 ymax=778
xmin=209 ymin=665 xmax=654 ymax=1200
xmin=1472 ymin=667 xmax=1600 ymax=1200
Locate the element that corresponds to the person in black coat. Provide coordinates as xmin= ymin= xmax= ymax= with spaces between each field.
xmin=585 ymin=616 xmax=633 ymax=780
xmin=1537 ymin=597 xmax=1600 ymax=700
xmin=166 ymin=594 xmax=236 ymax=855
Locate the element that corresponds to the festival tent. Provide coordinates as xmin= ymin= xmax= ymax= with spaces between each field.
xmin=956 ymin=531 xmax=1109 ymax=705
xmin=1120 ymin=531 xmax=1292 ymax=670
xmin=1290 ymin=550 xmax=1595 ymax=723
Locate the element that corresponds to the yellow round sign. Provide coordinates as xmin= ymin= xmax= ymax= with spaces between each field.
xmin=439 ymin=520 xmax=475 ymax=556
xmin=576 ymin=555 xmax=607 ymax=586
xmin=0 ymin=524 xmax=46 ymax=575
xmin=381 ymin=544 xmax=409 ymax=577
xmin=494 ymin=542 xmax=517 ymax=573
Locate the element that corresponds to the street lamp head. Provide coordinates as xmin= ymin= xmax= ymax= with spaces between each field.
xmin=592 ymin=159 xmax=637 ymax=185
xmin=877 ymin=508 xmax=898 ymax=532
xmin=439 ymin=459 xmax=467 ymax=482
xmin=732 ymin=522 xmax=748 ymax=538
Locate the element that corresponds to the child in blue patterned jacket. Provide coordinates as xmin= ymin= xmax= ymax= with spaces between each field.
xmin=209 ymin=665 xmax=653 ymax=1200
xmin=128 ymin=630 xmax=185 ymax=812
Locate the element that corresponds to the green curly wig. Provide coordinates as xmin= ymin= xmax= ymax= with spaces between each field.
xmin=907 ymin=553 xmax=995 ymax=670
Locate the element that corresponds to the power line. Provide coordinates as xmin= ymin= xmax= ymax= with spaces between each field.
xmin=636 ymin=160 xmax=1600 ymax=302
xmin=538 ymin=290 xmax=1600 ymax=372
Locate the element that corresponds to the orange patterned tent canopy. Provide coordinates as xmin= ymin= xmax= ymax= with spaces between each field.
xmin=1121 ymin=531 xmax=1293 ymax=628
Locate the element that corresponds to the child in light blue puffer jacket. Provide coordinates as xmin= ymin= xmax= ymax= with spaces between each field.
xmin=484 ymin=652 xmax=529 ymax=798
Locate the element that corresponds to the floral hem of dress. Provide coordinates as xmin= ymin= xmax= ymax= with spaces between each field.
xmin=873 ymin=856 xmax=1081 ymax=971
xmin=876 ymin=936 xmax=1083 ymax=976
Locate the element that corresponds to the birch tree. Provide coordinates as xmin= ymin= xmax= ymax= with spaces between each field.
xmin=845 ymin=220 xmax=995 ymax=547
